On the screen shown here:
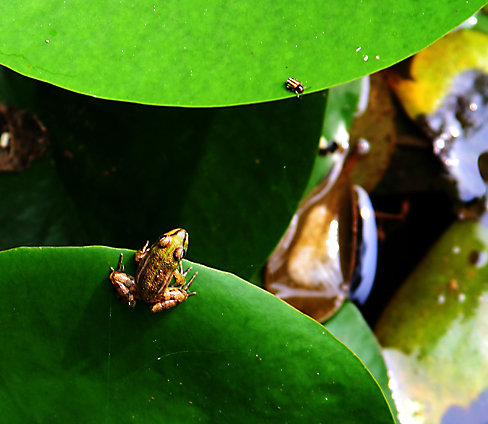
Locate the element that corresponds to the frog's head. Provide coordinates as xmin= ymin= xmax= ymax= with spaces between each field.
xmin=159 ymin=228 xmax=189 ymax=261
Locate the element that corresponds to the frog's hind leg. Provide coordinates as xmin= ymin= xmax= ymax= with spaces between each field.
xmin=109 ymin=254 xmax=137 ymax=307
xmin=149 ymin=268 xmax=197 ymax=313
xmin=149 ymin=286 xmax=196 ymax=313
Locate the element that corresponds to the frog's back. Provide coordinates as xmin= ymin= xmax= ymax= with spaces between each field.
xmin=137 ymin=250 xmax=177 ymax=301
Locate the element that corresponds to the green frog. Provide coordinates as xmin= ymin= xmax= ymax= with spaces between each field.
xmin=109 ymin=228 xmax=197 ymax=313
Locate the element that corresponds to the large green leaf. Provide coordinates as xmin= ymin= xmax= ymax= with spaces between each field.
xmin=0 ymin=247 xmax=394 ymax=423
xmin=0 ymin=0 xmax=485 ymax=106
xmin=326 ymin=301 xmax=399 ymax=424
xmin=0 ymin=67 xmax=327 ymax=279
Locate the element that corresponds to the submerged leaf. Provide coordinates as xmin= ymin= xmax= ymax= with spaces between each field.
xmin=376 ymin=219 xmax=488 ymax=424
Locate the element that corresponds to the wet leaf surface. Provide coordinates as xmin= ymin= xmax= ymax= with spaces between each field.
xmin=265 ymin=169 xmax=356 ymax=322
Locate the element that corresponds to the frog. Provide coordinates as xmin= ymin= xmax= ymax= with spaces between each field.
xmin=109 ymin=228 xmax=197 ymax=313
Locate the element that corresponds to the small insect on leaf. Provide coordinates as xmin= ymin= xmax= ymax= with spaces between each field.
xmin=285 ymin=78 xmax=305 ymax=98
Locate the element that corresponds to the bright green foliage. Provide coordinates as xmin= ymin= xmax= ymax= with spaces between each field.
xmin=0 ymin=0 xmax=485 ymax=106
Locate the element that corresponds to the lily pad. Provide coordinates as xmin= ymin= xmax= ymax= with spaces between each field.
xmin=0 ymin=0 xmax=485 ymax=106
xmin=325 ymin=301 xmax=399 ymax=424
xmin=0 ymin=67 xmax=327 ymax=280
xmin=0 ymin=246 xmax=394 ymax=423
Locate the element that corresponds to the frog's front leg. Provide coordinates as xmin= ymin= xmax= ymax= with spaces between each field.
xmin=109 ymin=253 xmax=137 ymax=307
xmin=172 ymin=262 xmax=198 ymax=290
xmin=135 ymin=240 xmax=150 ymax=262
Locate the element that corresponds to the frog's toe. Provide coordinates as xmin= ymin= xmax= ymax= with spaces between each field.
xmin=183 ymin=271 xmax=198 ymax=290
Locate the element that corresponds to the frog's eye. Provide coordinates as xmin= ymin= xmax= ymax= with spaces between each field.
xmin=174 ymin=247 xmax=186 ymax=261
xmin=159 ymin=236 xmax=171 ymax=248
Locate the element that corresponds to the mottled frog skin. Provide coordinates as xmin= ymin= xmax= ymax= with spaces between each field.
xmin=109 ymin=228 xmax=197 ymax=312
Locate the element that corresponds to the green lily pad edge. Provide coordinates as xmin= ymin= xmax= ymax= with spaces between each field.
xmin=0 ymin=245 xmax=394 ymax=423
